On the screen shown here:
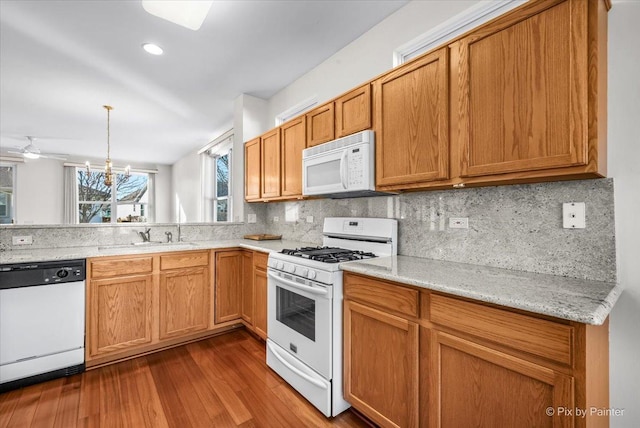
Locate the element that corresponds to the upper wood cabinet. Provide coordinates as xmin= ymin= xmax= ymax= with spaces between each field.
xmin=374 ymin=47 xmax=449 ymax=189
xmin=261 ymin=129 xmax=281 ymax=199
xmin=335 ymin=84 xmax=371 ymax=138
xmin=280 ymin=116 xmax=306 ymax=197
xmin=244 ymin=137 xmax=261 ymax=201
xmin=306 ymin=103 xmax=335 ymax=147
xmin=452 ymin=0 xmax=607 ymax=185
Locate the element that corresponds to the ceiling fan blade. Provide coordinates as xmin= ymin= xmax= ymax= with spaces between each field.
xmin=6 ymin=149 xmax=24 ymax=154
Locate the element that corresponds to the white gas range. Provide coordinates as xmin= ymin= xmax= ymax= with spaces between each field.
xmin=266 ymin=217 xmax=398 ymax=417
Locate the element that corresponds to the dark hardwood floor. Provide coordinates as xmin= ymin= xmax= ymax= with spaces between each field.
xmin=0 ymin=330 xmax=372 ymax=428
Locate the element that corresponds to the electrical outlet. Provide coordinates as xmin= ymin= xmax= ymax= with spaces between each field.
xmin=247 ymin=214 xmax=256 ymax=224
xmin=306 ymin=216 xmax=314 ymax=223
xmin=563 ymin=202 xmax=586 ymax=229
xmin=273 ymin=216 xmax=279 ymax=223
xmin=12 ymin=235 xmax=33 ymax=245
xmin=449 ymin=218 xmax=469 ymax=229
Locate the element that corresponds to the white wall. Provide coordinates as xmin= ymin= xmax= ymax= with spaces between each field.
xmin=266 ymin=0 xmax=477 ymax=122
xmin=171 ymin=151 xmax=201 ymax=223
xmin=15 ymin=158 xmax=63 ymax=224
xmin=608 ymin=2 xmax=640 ymax=427
xmin=154 ymin=164 xmax=172 ymax=223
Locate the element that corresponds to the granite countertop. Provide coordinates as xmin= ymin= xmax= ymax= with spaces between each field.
xmin=1 ymin=242 xmax=621 ymax=326
xmin=339 ymin=255 xmax=621 ymax=326
xmin=0 ymin=239 xmax=311 ymax=264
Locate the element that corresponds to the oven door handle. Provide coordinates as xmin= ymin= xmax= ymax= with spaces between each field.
xmin=267 ymin=341 xmax=328 ymax=390
xmin=267 ymin=271 xmax=328 ymax=296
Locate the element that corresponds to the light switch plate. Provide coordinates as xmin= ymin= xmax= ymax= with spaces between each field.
xmin=563 ymin=202 xmax=586 ymax=229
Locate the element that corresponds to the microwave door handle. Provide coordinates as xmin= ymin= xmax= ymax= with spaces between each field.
xmin=267 ymin=271 xmax=328 ymax=296
xmin=340 ymin=150 xmax=348 ymax=189
xmin=267 ymin=341 xmax=328 ymax=389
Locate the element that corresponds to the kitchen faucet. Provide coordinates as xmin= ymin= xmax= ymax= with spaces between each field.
xmin=138 ymin=228 xmax=151 ymax=242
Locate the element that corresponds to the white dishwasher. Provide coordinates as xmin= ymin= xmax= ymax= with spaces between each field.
xmin=0 ymin=259 xmax=85 ymax=392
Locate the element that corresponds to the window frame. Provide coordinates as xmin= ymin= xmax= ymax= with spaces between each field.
xmin=0 ymin=163 xmax=16 ymax=224
xmin=202 ymin=135 xmax=233 ymax=223
xmin=76 ymin=167 xmax=151 ymax=224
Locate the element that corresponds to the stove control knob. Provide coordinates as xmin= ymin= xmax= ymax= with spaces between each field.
xmin=298 ymin=268 xmax=309 ymax=277
xmin=285 ymin=264 xmax=295 ymax=273
xmin=276 ymin=261 xmax=284 ymax=270
xmin=307 ymin=270 xmax=316 ymax=280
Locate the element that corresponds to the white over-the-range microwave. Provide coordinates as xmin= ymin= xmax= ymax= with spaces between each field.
xmin=302 ymin=130 xmax=391 ymax=198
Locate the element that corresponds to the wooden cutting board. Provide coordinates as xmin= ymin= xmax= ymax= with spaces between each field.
xmin=243 ymin=234 xmax=282 ymax=241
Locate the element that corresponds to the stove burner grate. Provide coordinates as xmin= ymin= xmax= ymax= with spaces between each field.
xmin=280 ymin=246 xmax=377 ymax=263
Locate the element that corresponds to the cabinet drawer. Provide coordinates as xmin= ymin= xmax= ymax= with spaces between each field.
xmin=253 ymin=251 xmax=268 ymax=270
xmin=430 ymin=294 xmax=573 ymax=365
xmin=160 ymin=251 xmax=209 ymax=270
xmin=344 ymin=273 xmax=419 ymax=318
xmin=89 ymin=256 xmax=153 ymax=279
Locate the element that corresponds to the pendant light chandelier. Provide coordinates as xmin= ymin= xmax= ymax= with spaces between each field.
xmin=85 ymin=105 xmax=130 ymax=184
xmin=103 ymin=105 xmax=114 ymax=187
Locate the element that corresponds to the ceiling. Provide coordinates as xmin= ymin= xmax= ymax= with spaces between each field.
xmin=0 ymin=0 xmax=408 ymax=165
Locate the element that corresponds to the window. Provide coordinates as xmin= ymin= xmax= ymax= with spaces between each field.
xmin=77 ymin=168 xmax=150 ymax=223
xmin=0 ymin=165 xmax=15 ymax=224
xmin=202 ymin=134 xmax=233 ymax=222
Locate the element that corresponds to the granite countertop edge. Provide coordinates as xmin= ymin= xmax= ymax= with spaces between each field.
xmin=339 ymin=256 xmax=621 ymax=326
xmin=1 ymin=243 xmax=621 ymax=326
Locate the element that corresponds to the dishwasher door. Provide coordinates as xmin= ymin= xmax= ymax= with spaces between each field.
xmin=0 ymin=280 xmax=85 ymax=384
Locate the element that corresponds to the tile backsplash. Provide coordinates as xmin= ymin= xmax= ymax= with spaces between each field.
xmin=0 ymin=180 xmax=616 ymax=283
xmin=263 ymin=179 xmax=616 ymax=283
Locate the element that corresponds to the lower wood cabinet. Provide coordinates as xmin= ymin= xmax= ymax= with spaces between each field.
xmin=86 ymin=250 xmax=242 ymax=367
xmin=215 ymin=250 xmax=242 ymax=324
xmin=159 ymin=266 xmax=209 ymax=340
xmin=344 ymin=300 xmax=419 ymax=428
xmin=253 ymin=254 xmax=268 ymax=340
xmin=88 ymin=273 xmax=154 ymax=357
xmin=430 ymin=330 xmax=574 ymax=428
xmin=241 ymin=250 xmax=268 ymax=340
xmin=343 ymin=272 xmax=609 ymax=428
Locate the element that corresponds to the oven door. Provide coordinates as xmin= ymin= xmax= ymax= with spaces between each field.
xmin=267 ymin=269 xmax=332 ymax=379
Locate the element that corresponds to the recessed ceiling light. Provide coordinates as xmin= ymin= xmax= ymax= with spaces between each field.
xmin=142 ymin=43 xmax=163 ymax=56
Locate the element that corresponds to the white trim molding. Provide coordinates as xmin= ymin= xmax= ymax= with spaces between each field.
xmin=274 ymin=95 xmax=318 ymax=126
xmin=393 ymin=0 xmax=527 ymax=67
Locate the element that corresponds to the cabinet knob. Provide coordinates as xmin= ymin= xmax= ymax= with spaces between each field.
xmin=453 ymin=183 xmax=466 ymax=188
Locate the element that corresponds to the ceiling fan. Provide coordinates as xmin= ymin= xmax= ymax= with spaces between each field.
xmin=5 ymin=136 xmax=68 ymax=160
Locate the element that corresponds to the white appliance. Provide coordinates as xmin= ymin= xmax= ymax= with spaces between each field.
xmin=0 ymin=259 xmax=86 ymax=392
xmin=266 ymin=217 xmax=398 ymax=417
xmin=302 ymin=130 xmax=391 ymax=198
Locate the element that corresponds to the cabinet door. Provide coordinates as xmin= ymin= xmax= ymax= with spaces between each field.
xmin=244 ymin=137 xmax=261 ymax=201
xmin=280 ymin=116 xmax=306 ymax=197
xmin=458 ymin=0 xmax=588 ymax=177
xmin=374 ymin=47 xmax=449 ymax=188
xmin=88 ymin=274 xmax=153 ymax=357
xmin=344 ymin=300 xmax=419 ymax=428
xmin=430 ymin=330 xmax=574 ymax=428
xmin=159 ymin=267 xmax=209 ymax=340
xmin=336 ymin=84 xmax=371 ymax=137
xmin=306 ymin=103 xmax=335 ymax=147
xmin=215 ymin=251 xmax=242 ymax=323
xmin=261 ymin=129 xmax=281 ymax=199
xmin=253 ymin=266 xmax=268 ymax=340
xmin=241 ymin=251 xmax=254 ymax=325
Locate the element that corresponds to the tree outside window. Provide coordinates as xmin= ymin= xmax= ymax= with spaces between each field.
xmin=0 ymin=165 xmax=15 ymax=224
xmin=77 ymin=169 xmax=149 ymax=223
